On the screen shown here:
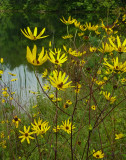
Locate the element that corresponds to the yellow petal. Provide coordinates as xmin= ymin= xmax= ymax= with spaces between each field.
xmin=117 ymin=36 xmax=121 ymax=48
xmin=34 ymin=27 xmax=37 ymax=37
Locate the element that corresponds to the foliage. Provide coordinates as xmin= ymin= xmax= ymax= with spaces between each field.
xmin=0 ymin=0 xmax=125 ymax=12
xmin=0 ymin=9 xmax=126 ymax=160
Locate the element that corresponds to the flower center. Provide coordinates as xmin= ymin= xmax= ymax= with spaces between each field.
xmin=39 ymin=125 xmax=41 ymax=129
xmin=57 ymin=82 xmax=63 ymax=88
xmin=55 ymin=60 xmax=59 ymax=64
xmin=33 ymin=36 xmax=36 ymax=40
xmin=33 ymin=60 xmax=40 ymax=64
xmin=118 ymin=47 xmax=122 ymax=52
xmin=115 ymin=66 xmax=119 ymax=70
xmin=67 ymin=100 xmax=70 ymax=103
xmin=14 ymin=117 xmax=18 ymax=121
xmin=66 ymin=126 xmax=69 ymax=130
xmin=96 ymin=154 xmax=99 ymax=158
xmin=64 ymin=104 xmax=69 ymax=108
xmin=37 ymin=60 xmax=40 ymax=64
xmin=25 ymin=133 xmax=28 ymax=137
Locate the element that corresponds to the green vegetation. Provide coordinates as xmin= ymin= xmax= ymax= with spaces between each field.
xmin=0 ymin=0 xmax=125 ymax=12
xmin=0 ymin=6 xmax=126 ymax=160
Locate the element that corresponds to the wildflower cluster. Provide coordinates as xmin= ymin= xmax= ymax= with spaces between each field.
xmin=53 ymin=119 xmax=75 ymax=134
xmin=19 ymin=118 xmax=50 ymax=144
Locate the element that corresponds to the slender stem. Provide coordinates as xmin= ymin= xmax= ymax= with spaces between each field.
xmin=67 ymin=25 xmax=69 ymax=35
xmin=55 ymin=88 xmax=58 ymax=160
xmin=71 ymin=92 xmax=77 ymax=160
xmin=86 ymin=80 xmax=92 ymax=160
xmin=35 ymin=135 xmax=42 ymax=160
xmin=74 ymin=29 xmax=78 ymax=43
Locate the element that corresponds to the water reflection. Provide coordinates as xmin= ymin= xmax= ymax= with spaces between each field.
xmin=1 ymin=65 xmax=44 ymax=106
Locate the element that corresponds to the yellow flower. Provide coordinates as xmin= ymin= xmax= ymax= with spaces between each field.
xmin=66 ymin=100 xmax=72 ymax=105
xmin=48 ymin=49 xmax=67 ymax=66
xmin=33 ymin=114 xmax=37 ymax=118
xmin=91 ymin=105 xmax=96 ymax=110
xmin=60 ymin=119 xmax=75 ymax=134
xmin=2 ymin=88 xmax=7 ymax=91
xmin=93 ymin=149 xmax=104 ymax=159
xmin=98 ymin=42 xmax=114 ymax=53
xmin=90 ymin=47 xmax=97 ymax=52
xmin=103 ymin=77 xmax=108 ymax=81
xmin=1 ymin=132 xmax=5 ymax=138
xmin=121 ymin=78 xmax=126 ymax=84
xmin=75 ymin=83 xmax=81 ymax=93
xmin=64 ymin=100 xmax=72 ymax=108
xmin=27 ymin=45 xmax=48 ymax=66
xmin=31 ymin=118 xmax=50 ymax=136
xmin=74 ymin=20 xmax=80 ymax=28
xmin=29 ymin=90 xmax=38 ymax=94
xmin=109 ymin=35 xmax=116 ymax=41
xmin=49 ymin=41 xmax=52 ymax=47
xmin=105 ymin=69 xmax=111 ymax=75
xmin=43 ymin=83 xmax=50 ymax=91
xmin=2 ymin=99 xmax=5 ymax=103
xmin=80 ymin=59 xmax=85 ymax=66
xmin=10 ymin=78 xmax=18 ymax=82
xmin=0 ymin=58 xmax=3 ymax=63
xmin=19 ymin=126 xmax=34 ymax=144
xmin=115 ymin=133 xmax=124 ymax=139
xmin=50 ymin=48 xmax=61 ymax=55
xmin=100 ymin=19 xmax=116 ymax=35
xmin=11 ymin=92 xmax=15 ymax=95
xmin=41 ymin=69 xmax=48 ymax=78
xmin=109 ymin=36 xmax=126 ymax=53
xmin=78 ymin=32 xmax=84 ymax=37
xmin=85 ymin=22 xmax=98 ymax=31
xmin=60 ymin=16 xmax=75 ymax=25
xmin=95 ymin=30 xmax=101 ymax=35
xmin=0 ymin=70 xmax=3 ymax=75
xmin=95 ymin=80 xmax=105 ymax=86
xmin=103 ymin=91 xmax=116 ymax=104
xmin=63 ymin=103 xmax=69 ymax=109
xmin=2 ymin=91 xmax=9 ymax=97
xmin=122 ymin=14 xmax=126 ymax=21
xmin=32 ymin=105 xmax=37 ymax=108
xmin=79 ymin=25 xmax=86 ymax=31
xmin=62 ymin=34 xmax=73 ymax=39
xmin=1 ymin=121 xmax=5 ymax=124
xmin=97 ymin=70 xmax=101 ymax=74
xmin=49 ymin=70 xmax=72 ymax=90
xmin=68 ymin=48 xmax=86 ymax=57
xmin=53 ymin=125 xmax=60 ymax=132
xmin=12 ymin=116 xmax=21 ymax=128
xmin=21 ymin=27 xmax=48 ymax=40
xmin=49 ymin=93 xmax=55 ymax=99
xmin=10 ymin=97 xmax=13 ymax=100
xmin=52 ymin=97 xmax=62 ymax=102
xmin=8 ymin=72 xmax=17 ymax=76
xmin=103 ymin=57 xmax=126 ymax=73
